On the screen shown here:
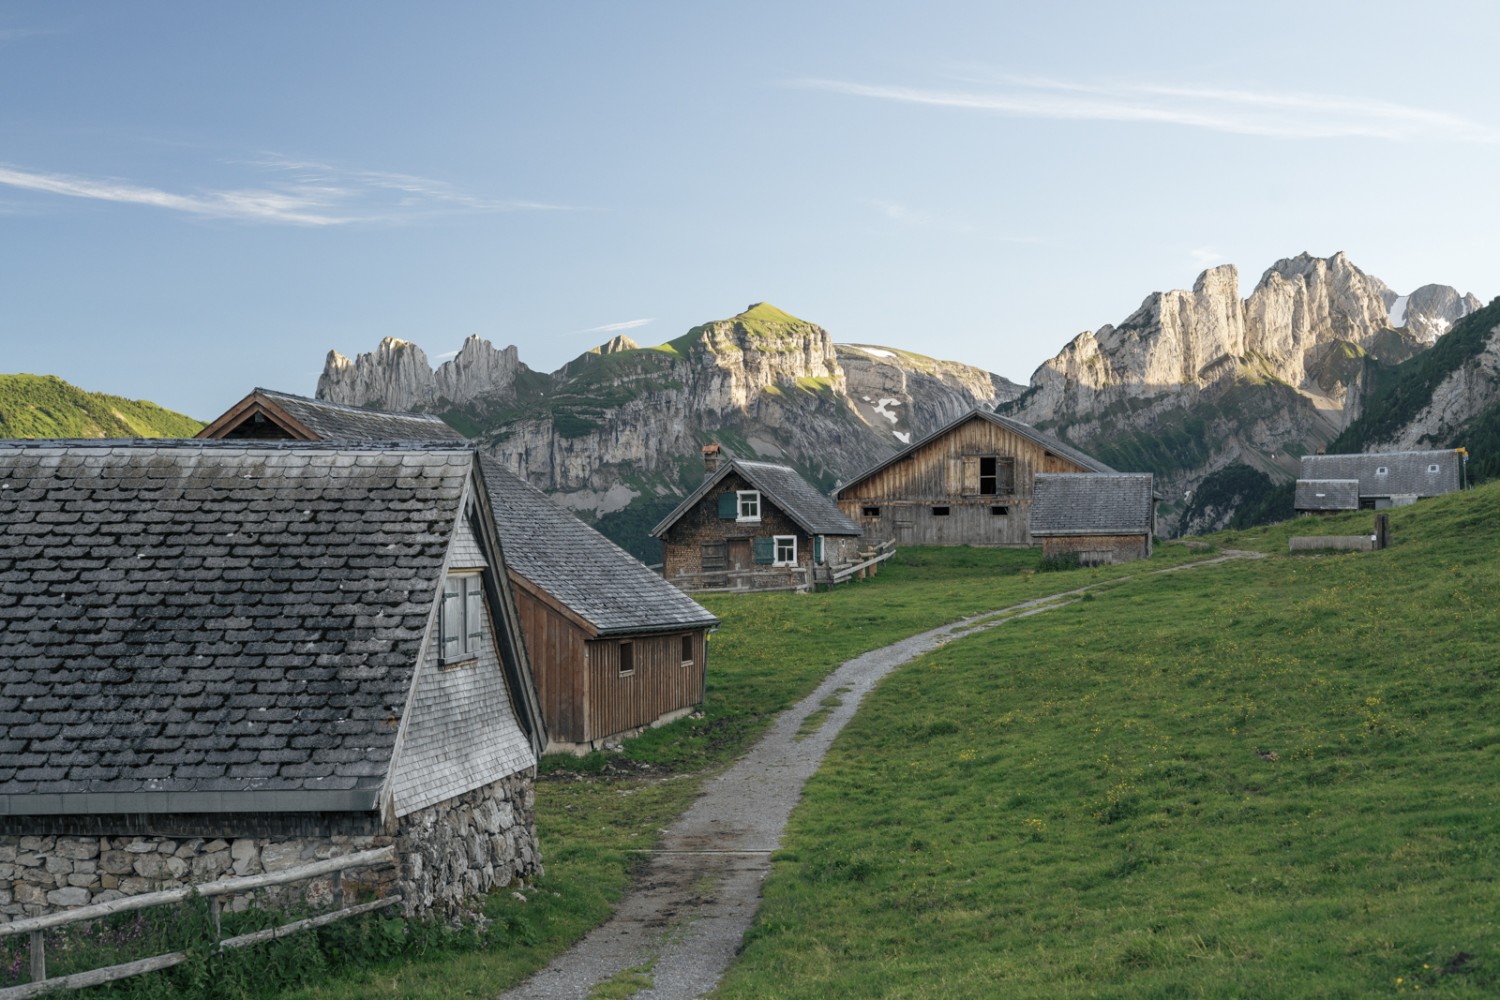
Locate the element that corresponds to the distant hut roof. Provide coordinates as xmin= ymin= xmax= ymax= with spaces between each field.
xmin=837 ymin=408 xmax=1115 ymax=499
xmin=481 ymin=463 xmax=718 ymax=637
xmin=1295 ymin=478 xmax=1360 ymax=511
xmin=0 ymin=440 xmax=505 ymax=817
xmin=1029 ymin=473 xmax=1156 ymax=536
xmin=1299 ymin=450 xmax=1463 ymax=498
xmin=652 ymin=459 xmax=861 ymax=538
xmin=198 ymin=387 xmax=464 ymax=443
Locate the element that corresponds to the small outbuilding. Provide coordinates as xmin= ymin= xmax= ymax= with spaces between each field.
xmin=1029 ymin=473 xmax=1157 ymax=564
xmin=201 ymin=387 xmax=721 ymax=753
xmin=652 ymin=458 xmax=862 ymax=592
xmin=0 ymin=440 xmax=545 ymax=920
xmin=1296 ymin=449 xmax=1466 ymax=512
xmin=835 ymin=408 xmax=1118 ymax=547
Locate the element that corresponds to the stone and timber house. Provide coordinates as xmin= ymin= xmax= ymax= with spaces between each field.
xmin=201 ymin=388 xmax=720 ymax=753
xmin=1296 ymin=449 xmax=1466 ymax=513
xmin=835 ymin=408 xmax=1119 ymax=547
xmin=1029 ymin=473 xmax=1157 ymax=564
xmin=652 ymin=457 xmax=862 ymax=592
xmin=0 ymin=440 xmax=545 ymax=920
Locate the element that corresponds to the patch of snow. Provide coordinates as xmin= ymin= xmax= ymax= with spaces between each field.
xmin=873 ymin=398 xmax=902 ymax=425
xmin=848 ymin=345 xmax=897 ymax=359
xmin=893 ymin=431 xmax=911 ymax=444
xmin=1388 ymin=294 xmax=1409 ymax=327
xmin=554 ymin=483 xmax=640 ymax=516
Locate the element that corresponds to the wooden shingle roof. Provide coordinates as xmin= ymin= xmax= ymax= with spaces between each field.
xmin=199 ymin=387 xmax=464 ymax=443
xmin=1029 ymin=473 xmax=1155 ymax=536
xmin=481 ymin=464 xmax=718 ymax=637
xmin=1295 ymin=478 xmax=1360 ymax=511
xmin=1299 ymin=450 xmax=1463 ymax=498
xmin=651 ymin=459 xmax=861 ymax=539
xmin=0 ymin=440 xmax=476 ymax=816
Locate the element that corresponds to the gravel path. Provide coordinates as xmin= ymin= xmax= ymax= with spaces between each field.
xmin=497 ymin=555 xmax=1257 ymax=999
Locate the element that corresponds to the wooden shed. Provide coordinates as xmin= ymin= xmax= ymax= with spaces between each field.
xmin=652 ymin=458 xmax=862 ymax=592
xmin=1296 ymin=449 xmax=1466 ymax=512
xmin=201 ymin=387 xmax=720 ymax=753
xmin=1029 ymin=473 xmax=1157 ymax=564
xmin=835 ymin=408 xmax=1116 ymax=547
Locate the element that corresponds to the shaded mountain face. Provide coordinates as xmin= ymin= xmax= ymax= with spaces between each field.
xmin=315 ymin=303 xmax=1021 ymax=555
xmin=1000 ymin=251 xmax=1481 ymax=533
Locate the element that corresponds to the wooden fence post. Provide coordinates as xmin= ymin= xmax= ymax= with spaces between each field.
xmin=28 ymin=931 xmax=43 ymax=984
xmin=1375 ymin=513 xmax=1389 ymax=550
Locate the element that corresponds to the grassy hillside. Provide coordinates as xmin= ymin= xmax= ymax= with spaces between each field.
xmin=0 ymin=374 xmax=203 ymax=438
xmin=720 ymin=486 xmax=1500 ymax=998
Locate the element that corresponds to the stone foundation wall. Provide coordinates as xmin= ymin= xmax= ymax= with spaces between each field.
xmin=0 ymin=772 xmax=539 ymax=923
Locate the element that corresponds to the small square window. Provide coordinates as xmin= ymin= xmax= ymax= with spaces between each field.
xmin=737 ymin=490 xmax=761 ymax=522
xmin=990 ymin=505 xmax=1008 ymax=516
xmin=862 ymin=505 xmax=881 ymax=518
xmin=773 ymin=535 xmax=797 ymax=566
xmin=1376 ymin=467 xmax=1389 ymax=475
xmin=619 ymin=641 xmax=635 ymax=676
xmin=1428 ymin=464 xmax=1440 ymax=473
xmin=932 ymin=506 xmax=950 ymax=516
xmin=440 ymin=573 xmax=484 ymax=663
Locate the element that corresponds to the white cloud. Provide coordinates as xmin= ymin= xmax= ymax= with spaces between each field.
xmin=1189 ymin=246 xmax=1223 ymax=267
xmin=580 ymin=318 xmax=654 ymax=334
xmin=793 ymin=75 xmax=1499 ymax=144
xmin=0 ymin=155 xmax=581 ymax=226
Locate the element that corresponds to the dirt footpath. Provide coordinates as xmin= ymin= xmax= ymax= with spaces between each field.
xmin=497 ymin=556 xmax=1256 ymax=999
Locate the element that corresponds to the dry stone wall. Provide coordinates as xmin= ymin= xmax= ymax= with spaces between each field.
xmin=0 ymin=772 xmax=538 ymax=922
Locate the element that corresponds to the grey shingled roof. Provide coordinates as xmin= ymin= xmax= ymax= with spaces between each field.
xmin=838 ymin=408 xmax=1116 ymax=498
xmin=1295 ymin=479 xmax=1360 ymax=511
xmin=0 ymin=440 xmax=474 ymax=816
xmin=256 ymin=388 xmax=464 ymax=442
xmin=480 ymin=462 xmax=718 ymax=637
xmin=1299 ymin=451 xmax=1463 ymax=498
xmin=1029 ymin=473 xmax=1155 ymax=536
xmin=652 ymin=459 xmax=861 ymax=538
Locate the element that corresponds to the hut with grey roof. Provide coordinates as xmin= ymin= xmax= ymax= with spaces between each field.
xmin=1029 ymin=473 xmax=1157 ymax=564
xmin=1296 ymin=450 xmax=1466 ymax=512
xmin=0 ymin=440 xmax=544 ymax=920
xmin=651 ymin=457 xmax=862 ymax=592
xmin=201 ymin=388 xmax=721 ymax=752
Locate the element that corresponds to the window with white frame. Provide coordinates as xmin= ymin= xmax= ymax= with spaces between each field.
xmin=440 ymin=573 xmax=485 ymax=663
xmin=773 ymin=535 xmax=797 ymax=566
xmin=737 ymin=490 xmax=761 ymax=522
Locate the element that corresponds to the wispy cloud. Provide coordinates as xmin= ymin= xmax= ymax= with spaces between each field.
xmin=0 ymin=26 xmax=58 ymax=44
xmin=0 ymin=155 xmax=581 ymax=226
xmin=580 ymin=318 xmax=654 ymax=335
xmin=793 ymin=75 xmax=1499 ymax=143
xmin=1189 ymin=246 xmax=1223 ymax=267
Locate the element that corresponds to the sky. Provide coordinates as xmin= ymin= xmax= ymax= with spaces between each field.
xmin=2 ymin=1 xmax=1497 ymax=420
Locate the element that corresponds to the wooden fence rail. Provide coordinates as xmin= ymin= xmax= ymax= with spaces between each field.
xmin=830 ymin=541 xmax=897 ymax=584
xmin=0 ymin=846 xmax=399 ymax=999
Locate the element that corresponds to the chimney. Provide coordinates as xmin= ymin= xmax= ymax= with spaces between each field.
xmin=702 ymin=442 xmax=721 ymax=474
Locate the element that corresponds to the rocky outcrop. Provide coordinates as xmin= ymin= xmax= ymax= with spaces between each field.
xmin=1396 ymin=284 xmax=1483 ymax=345
xmin=319 ymin=335 xmax=527 ymax=411
xmin=839 ymin=345 xmax=1021 ymax=446
xmin=435 ymin=336 xmax=524 ymax=407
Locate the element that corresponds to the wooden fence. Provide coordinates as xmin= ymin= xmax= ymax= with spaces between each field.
xmin=0 ymin=846 xmax=399 ymax=999
xmin=830 ymin=540 xmax=897 ymax=585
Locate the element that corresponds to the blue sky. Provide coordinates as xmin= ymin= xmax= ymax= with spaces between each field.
xmin=2 ymin=1 xmax=1497 ymax=419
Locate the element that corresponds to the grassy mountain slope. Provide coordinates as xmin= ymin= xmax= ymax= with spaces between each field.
xmin=0 ymin=374 xmax=203 ymax=438
xmin=718 ymin=485 xmax=1500 ymax=998
xmin=1330 ymin=296 xmax=1500 ymax=469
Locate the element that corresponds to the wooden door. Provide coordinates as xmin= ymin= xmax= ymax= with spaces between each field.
xmin=728 ymin=538 xmax=752 ymax=571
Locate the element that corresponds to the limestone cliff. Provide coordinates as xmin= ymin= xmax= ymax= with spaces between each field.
xmin=318 ymin=335 xmax=528 ymax=412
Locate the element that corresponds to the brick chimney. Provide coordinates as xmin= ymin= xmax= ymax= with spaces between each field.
xmin=702 ymin=442 xmax=721 ymax=474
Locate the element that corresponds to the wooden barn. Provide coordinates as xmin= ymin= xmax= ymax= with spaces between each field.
xmin=201 ymin=387 xmax=719 ymax=753
xmin=835 ymin=408 xmax=1117 ymax=547
xmin=1296 ymin=449 xmax=1466 ymax=512
xmin=0 ymin=441 xmax=545 ymax=920
xmin=652 ymin=457 xmax=862 ymax=592
xmin=1029 ymin=473 xmax=1157 ymax=564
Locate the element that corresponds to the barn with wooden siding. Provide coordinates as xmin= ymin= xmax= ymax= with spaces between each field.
xmin=201 ymin=387 xmax=720 ymax=752
xmin=835 ymin=409 xmax=1116 ymax=547
xmin=1296 ymin=450 xmax=1466 ymax=512
xmin=652 ymin=458 xmax=862 ymax=592
xmin=1030 ymin=473 xmax=1157 ymax=564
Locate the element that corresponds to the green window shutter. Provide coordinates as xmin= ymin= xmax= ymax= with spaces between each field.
xmin=753 ymin=537 xmax=775 ymax=564
xmin=717 ymin=493 xmax=738 ymax=519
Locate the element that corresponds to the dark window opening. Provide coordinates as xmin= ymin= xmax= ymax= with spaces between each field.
xmin=932 ymin=506 xmax=950 ymax=516
xmin=619 ymin=641 xmax=635 ymax=676
xmin=862 ymin=505 xmax=881 ymax=518
xmin=681 ymin=635 xmax=694 ymax=666
xmin=990 ymin=505 xmax=1009 ymax=516
xmin=979 ymin=457 xmax=998 ymax=496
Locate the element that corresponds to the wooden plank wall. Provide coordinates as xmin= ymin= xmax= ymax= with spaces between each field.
xmin=662 ymin=470 xmax=813 ymax=586
xmin=513 ymin=588 xmax=589 ymax=745
xmin=837 ymin=417 xmax=1093 ymax=547
xmin=585 ymin=631 xmax=707 ymax=743
xmin=1041 ymin=533 xmax=1150 ymax=563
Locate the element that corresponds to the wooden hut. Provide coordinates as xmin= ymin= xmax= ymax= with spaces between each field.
xmin=1029 ymin=473 xmax=1156 ymax=564
xmin=1296 ymin=449 xmax=1466 ymax=512
xmin=652 ymin=458 xmax=862 ymax=592
xmin=835 ymin=408 xmax=1116 ymax=547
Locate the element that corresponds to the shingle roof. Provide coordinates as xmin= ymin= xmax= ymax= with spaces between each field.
xmin=1295 ymin=479 xmax=1360 ymax=511
xmin=1029 ymin=473 xmax=1155 ymax=536
xmin=837 ymin=408 xmax=1116 ymax=498
xmin=1299 ymin=451 xmax=1463 ymax=498
xmin=203 ymin=388 xmax=465 ymax=443
xmin=652 ymin=459 xmax=861 ymax=538
xmin=480 ymin=462 xmax=718 ymax=637
xmin=0 ymin=440 xmax=474 ymax=816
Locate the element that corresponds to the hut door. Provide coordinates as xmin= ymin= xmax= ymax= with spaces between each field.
xmin=727 ymin=538 xmax=752 ymax=570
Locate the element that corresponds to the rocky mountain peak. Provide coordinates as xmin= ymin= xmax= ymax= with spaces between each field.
xmin=318 ymin=334 xmax=526 ymax=411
